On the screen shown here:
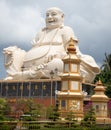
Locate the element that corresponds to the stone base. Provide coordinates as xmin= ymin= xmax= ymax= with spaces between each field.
xmin=96 ymin=117 xmax=111 ymax=124
xmin=59 ymin=110 xmax=84 ymax=120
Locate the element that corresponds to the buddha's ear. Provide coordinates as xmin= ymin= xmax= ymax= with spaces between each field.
xmin=61 ymin=14 xmax=64 ymax=18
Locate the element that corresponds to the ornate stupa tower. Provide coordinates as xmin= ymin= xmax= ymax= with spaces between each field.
xmin=91 ymin=80 xmax=109 ymax=120
xmin=57 ymin=38 xmax=83 ymax=119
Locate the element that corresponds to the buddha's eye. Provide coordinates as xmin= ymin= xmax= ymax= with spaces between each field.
xmin=46 ymin=13 xmax=49 ymax=17
xmin=51 ymin=12 xmax=57 ymax=16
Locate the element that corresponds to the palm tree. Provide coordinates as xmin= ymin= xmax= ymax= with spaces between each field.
xmin=101 ymin=53 xmax=111 ymax=71
xmin=94 ymin=53 xmax=111 ymax=98
xmin=94 ymin=53 xmax=111 ymax=84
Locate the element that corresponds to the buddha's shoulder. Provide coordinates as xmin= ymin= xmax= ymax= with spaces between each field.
xmin=60 ymin=26 xmax=73 ymax=31
xmin=39 ymin=26 xmax=73 ymax=33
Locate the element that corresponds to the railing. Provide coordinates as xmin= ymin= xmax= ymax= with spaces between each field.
xmin=0 ymin=121 xmax=111 ymax=130
xmin=0 ymin=121 xmax=72 ymax=130
xmin=0 ymin=121 xmax=17 ymax=130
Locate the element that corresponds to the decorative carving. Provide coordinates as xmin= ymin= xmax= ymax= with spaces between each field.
xmin=69 ymin=100 xmax=80 ymax=111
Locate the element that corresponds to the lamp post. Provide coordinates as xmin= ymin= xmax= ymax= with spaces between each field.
xmin=16 ymin=83 xmax=19 ymax=105
xmin=54 ymin=68 xmax=58 ymax=104
xmin=28 ymin=82 xmax=31 ymax=98
xmin=21 ymin=65 xmax=25 ymax=99
xmin=6 ymin=85 xmax=8 ymax=98
xmin=50 ymin=70 xmax=54 ymax=106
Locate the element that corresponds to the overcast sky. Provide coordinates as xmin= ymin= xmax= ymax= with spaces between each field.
xmin=0 ymin=0 xmax=111 ymax=79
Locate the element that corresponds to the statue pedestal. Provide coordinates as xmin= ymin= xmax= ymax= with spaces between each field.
xmin=0 ymin=79 xmax=95 ymax=106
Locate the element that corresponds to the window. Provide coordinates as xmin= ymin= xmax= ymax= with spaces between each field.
xmin=71 ymin=81 xmax=79 ymax=90
xmin=64 ymin=64 xmax=69 ymax=72
xmin=62 ymin=81 xmax=68 ymax=90
xmin=96 ymin=105 xmax=99 ymax=112
xmin=61 ymin=100 xmax=66 ymax=107
xmin=71 ymin=64 xmax=77 ymax=72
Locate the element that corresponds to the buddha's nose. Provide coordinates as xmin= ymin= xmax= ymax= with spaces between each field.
xmin=48 ymin=14 xmax=52 ymax=18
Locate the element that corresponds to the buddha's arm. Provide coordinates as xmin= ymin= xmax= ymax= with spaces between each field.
xmin=31 ymin=30 xmax=42 ymax=47
xmin=62 ymin=26 xmax=78 ymax=51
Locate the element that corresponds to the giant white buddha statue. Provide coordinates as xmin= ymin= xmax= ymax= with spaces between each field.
xmin=3 ymin=7 xmax=100 ymax=82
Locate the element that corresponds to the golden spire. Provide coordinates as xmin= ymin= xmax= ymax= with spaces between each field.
xmin=67 ymin=37 xmax=76 ymax=54
xmin=96 ymin=79 xmax=102 ymax=86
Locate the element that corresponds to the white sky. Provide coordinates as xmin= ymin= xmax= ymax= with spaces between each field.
xmin=0 ymin=0 xmax=111 ymax=79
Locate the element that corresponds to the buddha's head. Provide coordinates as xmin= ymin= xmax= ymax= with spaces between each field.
xmin=45 ymin=7 xmax=64 ymax=29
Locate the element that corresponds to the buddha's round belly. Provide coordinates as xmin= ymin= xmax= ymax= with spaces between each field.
xmin=23 ymin=45 xmax=65 ymax=68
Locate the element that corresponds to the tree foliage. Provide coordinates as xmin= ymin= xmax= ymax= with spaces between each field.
xmin=94 ymin=53 xmax=111 ymax=97
xmin=65 ymin=111 xmax=75 ymax=121
xmin=81 ymin=107 xmax=96 ymax=127
xmin=101 ymin=53 xmax=111 ymax=72
xmin=16 ymin=99 xmax=43 ymax=121
xmin=46 ymin=106 xmax=60 ymax=121
xmin=0 ymin=98 xmax=10 ymax=121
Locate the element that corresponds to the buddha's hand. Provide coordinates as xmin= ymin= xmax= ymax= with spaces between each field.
xmin=34 ymin=64 xmax=47 ymax=71
xmin=46 ymin=54 xmax=61 ymax=62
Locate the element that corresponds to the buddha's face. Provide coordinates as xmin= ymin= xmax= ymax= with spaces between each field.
xmin=46 ymin=8 xmax=64 ymax=29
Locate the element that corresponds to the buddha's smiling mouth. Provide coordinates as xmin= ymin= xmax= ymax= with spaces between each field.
xmin=48 ymin=19 xmax=56 ymax=23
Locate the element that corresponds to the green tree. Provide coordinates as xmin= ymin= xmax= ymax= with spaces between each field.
xmin=16 ymin=99 xmax=43 ymax=121
xmin=81 ymin=107 xmax=96 ymax=127
xmin=94 ymin=53 xmax=111 ymax=83
xmin=0 ymin=98 xmax=10 ymax=121
xmin=101 ymin=53 xmax=111 ymax=72
xmin=46 ymin=106 xmax=59 ymax=121
xmin=94 ymin=53 xmax=111 ymax=97
xmin=94 ymin=71 xmax=111 ymax=85
xmin=105 ymin=85 xmax=111 ymax=98
xmin=66 ymin=111 xmax=75 ymax=121
xmin=65 ymin=111 xmax=78 ymax=128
